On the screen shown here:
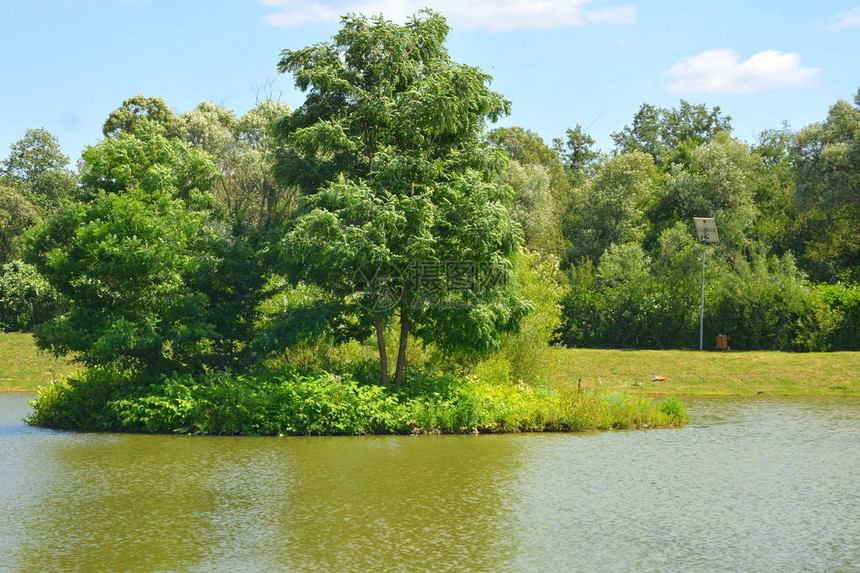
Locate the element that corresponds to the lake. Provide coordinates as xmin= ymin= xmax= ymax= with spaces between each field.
xmin=1 ymin=393 xmax=858 ymax=572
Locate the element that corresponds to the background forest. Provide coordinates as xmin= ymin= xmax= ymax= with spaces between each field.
xmin=4 ymin=89 xmax=858 ymax=356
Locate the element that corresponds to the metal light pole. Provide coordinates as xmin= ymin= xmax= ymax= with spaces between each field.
xmin=693 ymin=218 xmax=719 ymax=351
xmin=699 ymin=239 xmax=706 ymax=350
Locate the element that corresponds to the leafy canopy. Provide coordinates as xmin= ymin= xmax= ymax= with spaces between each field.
xmin=271 ymin=11 xmax=527 ymax=383
xmin=26 ymin=126 xmax=268 ymax=375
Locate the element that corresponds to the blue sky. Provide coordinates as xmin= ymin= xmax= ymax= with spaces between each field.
xmin=1 ymin=0 xmax=858 ymax=165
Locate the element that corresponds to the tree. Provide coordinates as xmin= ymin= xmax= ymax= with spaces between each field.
xmin=553 ymin=124 xmax=601 ymax=183
xmin=488 ymin=126 xmax=568 ymax=192
xmin=272 ymin=11 xmax=528 ymax=386
xmin=489 ymin=127 xmax=569 ymax=256
xmin=0 ymin=261 xmax=61 ymax=332
xmin=649 ymin=133 xmax=759 ymax=255
xmin=612 ymin=101 xmax=732 ymax=168
xmin=1 ymin=128 xmax=76 ymax=212
xmin=102 ymin=95 xmax=178 ymax=138
xmin=176 ymin=100 xmax=296 ymax=228
xmin=27 ymin=126 xmax=269 ymax=375
xmin=749 ymin=124 xmax=799 ymax=256
xmin=565 ymin=151 xmax=659 ymax=264
xmin=79 ymin=122 xmax=216 ymax=207
xmin=497 ymin=160 xmax=558 ymax=254
xmin=793 ymin=88 xmax=860 ymax=282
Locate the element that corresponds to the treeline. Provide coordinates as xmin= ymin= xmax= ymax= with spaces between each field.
xmin=491 ymin=95 xmax=860 ymax=351
xmin=1 ymin=90 xmax=859 ymax=352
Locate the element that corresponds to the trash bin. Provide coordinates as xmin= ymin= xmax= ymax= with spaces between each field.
xmin=716 ymin=334 xmax=728 ymax=351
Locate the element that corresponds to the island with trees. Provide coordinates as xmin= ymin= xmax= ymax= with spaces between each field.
xmin=1 ymin=11 xmax=858 ymax=434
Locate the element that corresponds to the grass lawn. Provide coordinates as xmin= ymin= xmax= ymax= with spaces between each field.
xmin=537 ymin=347 xmax=860 ymax=396
xmin=0 ymin=333 xmax=79 ymax=391
xmin=1 ymin=332 xmax=857 ymax=396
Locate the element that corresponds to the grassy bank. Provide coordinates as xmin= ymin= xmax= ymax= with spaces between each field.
xmin=0 ymin=333 xmax=79 ymax=391
xmin=538 ymin=347 xmax=860 ymax=396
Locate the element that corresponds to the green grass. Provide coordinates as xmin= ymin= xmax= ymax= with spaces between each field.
xmin=0 ymin=333 xmax=79 ymax=391
xmin=2 ymin=332 xmax=857 ymax=397
xmin=537 ymin=347 xmax=860 ymax=396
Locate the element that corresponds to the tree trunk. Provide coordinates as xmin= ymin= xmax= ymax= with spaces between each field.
xmin=375 ymin=315 xmax=389 ymax=386
xmin=393 ymin=306 xmax=409 ymax=388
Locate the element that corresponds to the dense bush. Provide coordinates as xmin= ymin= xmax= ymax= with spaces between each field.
xmin=817 ymin=283 xmax=860 ymax=351
xmin=559 ymin=244 xmax=700 ymax=349
xmin=0 ymin=261 xmax=61 ymax=332
xmin=706 ymin=254 xmax=837 ymax=351
xmin=559 ymin=246 xmax=841 ymax=352
xmin=28 ymin=368 xmax=689 ymax=435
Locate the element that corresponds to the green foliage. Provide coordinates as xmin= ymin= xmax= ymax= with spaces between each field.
xmin=28 ymin=367 xmax=137 ymax=431
xmin=26 ymin=187 xmax=216 ymax=372
xmin=816 ymin=283 xmax=860 ymax=350
xmin=500 ymin=249 xmax=566 ymax=381
xmin=489 ymin=127 xmax=569 ymax=189
xmin=498 ymin=160 xmax=560 ymax=254
xmin=560 ymin=243 xmax=837 ymax=352
xmin=706 ymin=254 xmax=838 ymax=351
xmin=658 ymin=396 xmax=687 ymax=419
xmin=102 ymin=95 xmax=178 ymax=138
xmin=79 ymin=122 xmax=216 ymax=208
xmin=553 ymin=124 xmax=601 ymax=182
xmin=26 ymin=127 xmax=270 ymax=376
xmin=1 ymin=128 xmax=77 ymax=212
xmin=176 ymin=99 xmax=297 ymax=228
xmin=565 ymin=151 xmax=659 ymax=264
xmin=793 ymin=89 xmax=860 ymax=282
xmin=649 ymin=133 xmax=760 ymax=254
xmin=0 ymin=185 xmax=39 ymax=264
xmin=272 ymin=11 xmax=528 ymax=384
xmin=0 ymin=261 xmax=61 ymax=332
xmin=0 ymin=129 xmax=77 ymax=267
xmin=560 ymin=243 xmax=699 ymax=349
xmin=29 ymin=366 xmax=688 ymax=434
xmin=611 ymin=100 xmax=732 ymax=168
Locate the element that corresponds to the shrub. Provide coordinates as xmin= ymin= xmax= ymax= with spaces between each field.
xmin=707 ymin=254 xmax=838 ymax=351
xmin=29 ymin=368 xmax=690 ymax=435
xmin=501 ymin=249 xmax=566 ymax=382
xmin=817 ymin=283 xmax=860 ymax=351
xmin=109 ymin=371 xmax=407 ymax=435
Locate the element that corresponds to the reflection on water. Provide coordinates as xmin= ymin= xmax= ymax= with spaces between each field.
xmin=1 ymin=394 xmax=858 ymax=572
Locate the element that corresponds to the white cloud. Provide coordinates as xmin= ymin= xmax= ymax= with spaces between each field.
xmin=259 ymin=0 xmax=637 ymax=31
xmin=822 ymin=7 xmax=860 ymax=32
xmin=664 ymin=49 xmax=819 ymax=94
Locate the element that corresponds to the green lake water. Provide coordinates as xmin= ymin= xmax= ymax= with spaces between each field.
xmin=1 ymin=394 xmax=858 ymax=572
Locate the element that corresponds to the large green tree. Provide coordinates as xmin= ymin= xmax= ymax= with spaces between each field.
xmin=793 ymin=88 xmax=860 ymax=282
xmin=27 ymin=124 xmax=268 ymax=375
xmin=272 ymin=11 xmax=527 ymax=386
